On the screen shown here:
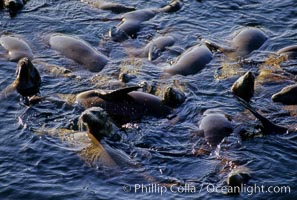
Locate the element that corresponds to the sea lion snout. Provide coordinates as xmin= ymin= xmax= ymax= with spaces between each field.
xmin=16 ymin=57 xmax=35 ymax=79
xmin=16 ymin=57 xmax=29 ymax=69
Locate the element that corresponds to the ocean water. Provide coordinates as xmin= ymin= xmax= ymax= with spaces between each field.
xmin=0 ymin=0 xmax=296 ymax=199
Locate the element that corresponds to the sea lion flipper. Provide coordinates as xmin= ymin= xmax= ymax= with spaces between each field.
xmin=0 ymin=84 xmax=16 ymax=100
xmin=236 ymin=96 xmax=287 ymax=134
xmin=201 ymin=39 xmax=223 ymax=53
xmin=103 ymin=86 xmax=141 ymax=101
xmin=201 ymin=39 xmax=234 ymax=54
xmin=236 ymin=96 xmax=270 ymax=124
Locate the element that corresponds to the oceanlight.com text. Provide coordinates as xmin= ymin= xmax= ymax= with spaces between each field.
xmin=122 ymin=183 xmax=291 ymax=196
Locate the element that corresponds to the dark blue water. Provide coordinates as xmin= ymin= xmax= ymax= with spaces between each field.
xmin=0 ymin=0 xmax=296 ymax=199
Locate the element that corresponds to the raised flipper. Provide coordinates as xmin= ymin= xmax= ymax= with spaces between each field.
xmin=98 ymin=86 xmax=141 ymax=102
xmin=236 ymin=96 xmax=288 ymax=134
xmin=201 ymin=38 xmax=235 ymax=55
xmin=200 ymin=39 xmax=223 ymax=53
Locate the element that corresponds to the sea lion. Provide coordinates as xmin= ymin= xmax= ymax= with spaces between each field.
xmin=197 ymin=109 xmax=234 ymax=147
xmin=227 ymin=166 xmax=251 ymax=194
xmin=162 ymin=86 xmax=186 ymax=108
xmin=196 ymin=97 xmax=290 ymax=148
xmin=138 ymin=81 xmax=158 ymax=95
xmin=79 ymin=107 xmax=114 ymax=141
xmin=203 ymin=27 xmax=268 ymax=59
xmin=271 ymin=84 xmax=297 ymax=105
xmin=0 ymin=35 xmax=33 ymax=61
xmin=194 ymin=108 xmax=253 ymax=194
xmin=231 ymin=71 xmax=255 ymax=102
xmin=129 ymin=35 xmax=176 ymax=61
xmin=14 ymin=57 xmax=41 ymax=97
xmin=109 ymin=9 xmax=157 ymax=42
xmin=49 ymin=34 xmax=108 ymax=72
xmin=118 ymin=72 xmax=136 ymax=83
xmin=109 ymin=0 xmax=183 ymax=42
xmin=76 ymin=86 xmax=172 ymax=124
xmin=0 ymin=57 xmax=42 ymax=105
xmin=81 ymin=0 xmax=135 ymax=14
xmin=164 ymin=45 xmax=213 ymax=76
xmin=2 ymin=0 xmax=25 ymax=16
xmin=276 ymin=45 xmax=297 ymax=60
xmin=76 ymin=107 xmax=136 ymax=167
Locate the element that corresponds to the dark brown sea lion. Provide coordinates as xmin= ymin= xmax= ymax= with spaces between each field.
xmin=0 ymin=57 xmax=42 ymax=105
xmin=2 ymin=0 xmax=26 ymax=16
xmin=15 ymin=57 xmax=41 ymax=97
xmin=118 ymin=72 xmax=136 ymax=83
xmin=276 ymin=45 xmax=297 ymax=60
xmin=231 ymin=71 xmax=255 ymax=102
xmin=203 ymin=27 xmax=268 ymax=60
xmin=81 ymin=0 xmax=135 ymax=14
xmin=162 ymin=86 xmax=185 ymax=108
xmin=227 ymin=167 xmax=251 ymax=194
xmin=49 ymin=34 xmax=108 ymax=72
xmin=109 ymin=0 xmax=183 ymax=42
xmin=76 ymin=86 xmax=172 ymax=124
xmin=271 ymin=84 xmax=297 ymax=105
xmin=0 ymin=35 xmax=33 ymax=61
xmin=164 ymin=45 xmax=213 ymax=76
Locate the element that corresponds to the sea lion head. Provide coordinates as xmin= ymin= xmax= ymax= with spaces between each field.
xmin=271 ymin=84 xmax=297 ymax=105
xmin=227 ymin=167 xmax=251 ymax=194
xmin=15 ymin=57 xmax=41 ymax=97
xmin=162 ymin=86 xmax=186 ymax=108
xmin=148 ymin=45 xmax=161 ymax=61
xmin=118 ymin=72 xmax=136 ymax=83
xmin=231 ymin=71 xmax=255 ymax=102
xmin=5 ymin=0 xmax=24 ymax=16
xmin=109 ymin=26 xmax=129 ymax=42
xmin=163 ymin=0 xmax=183 ymax=13
xmin=79 ymin=107 xmax=113 ymax=141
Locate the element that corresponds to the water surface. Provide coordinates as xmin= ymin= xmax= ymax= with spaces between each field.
xmin=0 ymin=0 xmax=296 ymax=199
